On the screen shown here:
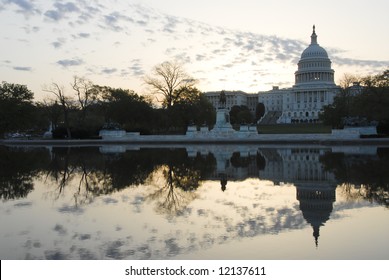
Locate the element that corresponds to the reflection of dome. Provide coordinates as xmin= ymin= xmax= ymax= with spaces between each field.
xmin=296 ymin=185 xmax=336 ymax=247
xmin=295 ymin=25 xmax=335 ymax=86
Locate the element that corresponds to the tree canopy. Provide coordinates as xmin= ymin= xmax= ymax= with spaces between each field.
xmin=229 ymin=105 xmax=253 ymax=125
xmin=0 ymin=82 xmax=36 ymax=137
xmin=143 ymin=61 xmax=197 ymax=108
xmin=320 ymin=69 xmax=389 ymax=134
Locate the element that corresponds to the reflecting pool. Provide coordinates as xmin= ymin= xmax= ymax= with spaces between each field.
xmin=1 ymin=144 xmax=388 ymax=259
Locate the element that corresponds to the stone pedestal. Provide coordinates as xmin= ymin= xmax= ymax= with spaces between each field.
xmin=212 ymin=108 xmax=234 ymax=133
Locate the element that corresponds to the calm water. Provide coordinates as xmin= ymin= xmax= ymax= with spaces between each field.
xmin=1 ymin=144 xmax=389 ymax=260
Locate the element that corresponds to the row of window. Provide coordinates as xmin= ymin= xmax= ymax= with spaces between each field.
xmin=298 ymin=61 xmax=331 ymax=69
xmin=287 ymin=111 xmax=319 ymax=117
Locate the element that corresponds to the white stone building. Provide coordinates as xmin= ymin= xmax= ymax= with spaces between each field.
xmin=204 ymin=26 xmax=341 ymax=124
xmin=279 ymin=25 xmax=340 ymax=123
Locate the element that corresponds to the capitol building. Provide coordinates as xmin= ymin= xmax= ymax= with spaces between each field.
xmin=204 ymin=26 xmax=341 ymax=124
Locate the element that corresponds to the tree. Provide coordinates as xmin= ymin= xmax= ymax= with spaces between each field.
xmin=321 ymin=69 xmax=389 ymax=132
xmin=171 ymin=87 xmax=216 ymax=128
xmin=144 ymin=61 xmax=197 ymax=109
xmin=100 ymin=87 xmax=154 ymax=133
xmin=338 ymin=73 xmax=363 ymax=89
xmin=229 ymin=105 xmax=253 ymax=125
xmin=320 ymin=89 xmax=352 ymax=128
xmin=255 ymin=103 xmax=265 ymax=122
xmin=71 ymin=76 xmax=98 ymax=125
xmin=0 ymin=82 xmax=35 ymax=137
xmin=43 ymin=83 xmax=73 ymax=138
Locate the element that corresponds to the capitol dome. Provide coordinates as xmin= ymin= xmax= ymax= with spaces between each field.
xmin=294 ymin=25 xmax=335 ymax=85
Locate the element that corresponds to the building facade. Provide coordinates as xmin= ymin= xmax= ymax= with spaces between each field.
xmin=204 ymin=26 xmax=341 ymax=124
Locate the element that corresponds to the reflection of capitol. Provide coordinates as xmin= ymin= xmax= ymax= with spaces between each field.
xmin=188 ymin=146 xmax=337 ymax=246
xmin=258 ymin=148 xmax=337 ymax=246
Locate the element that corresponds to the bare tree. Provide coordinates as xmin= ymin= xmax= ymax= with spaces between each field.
xmin=71 ymin=76 xmax=97 ymax=124
xmin=338 ymin=73 xmax=363 ymax=89
xmin=43 ymin=83 xmax=73 ymax=138
xmin=144 ymin=61 xmax=196 ymax=108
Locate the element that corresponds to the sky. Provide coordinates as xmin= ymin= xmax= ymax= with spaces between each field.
xmin=0 ymin=0 xmax=388 ymax=100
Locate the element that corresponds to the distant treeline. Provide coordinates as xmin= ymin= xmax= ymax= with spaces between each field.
xmin=0 ymin=80 xmax=216 ymax=138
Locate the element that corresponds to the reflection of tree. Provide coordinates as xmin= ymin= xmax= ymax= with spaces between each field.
xmin=320 ymin=148 xmax=389 ymax=207
xmin=230 ymin=152 xmax=251 ymax=168
xmin=0 ymin=146 xmax=217 ymax=212
xmin=146 ymin=164 xmax=200 ymax=215
xmin=0 ymin=146 xmax=50 ymax=200
xmin=45 ymin=147 xmax=132 ymax=205
xmin=45 ymin=147 xmax=75 ymax=200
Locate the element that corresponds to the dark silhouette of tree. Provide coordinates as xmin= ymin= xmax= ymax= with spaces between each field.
xmin=71 ymin=76 xmax=99 ymax=125
xmin=255 ymin=103 xmax=265 ymax=122
xmin=99 ymin=87 xmax=154 ymax=134
xmin=0 ymin=82 xmax=35 ymax=137
xmin=338 ymin=73 xmax=363 ymax=89
xmin=229 ymin=105 xmax=253 ymax=124
xmin=321 ymin=69 xmax=389 ymax=132
xmin=169 ymin=87 xmax=216 ymax=131
xmin=144 ymin=61 xmax=197 ymax=109
xmin=43 ymin=83 xmax=73 ymax=138
xmin=0 ymin=146 xmax=50 ymax=200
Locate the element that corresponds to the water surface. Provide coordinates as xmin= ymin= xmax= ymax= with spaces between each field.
xmin=1 ymin=145 xmax=388 ymax=259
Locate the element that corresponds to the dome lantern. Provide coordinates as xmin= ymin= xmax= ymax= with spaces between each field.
xmin=311 ymin=24 xmax=318 ymax=45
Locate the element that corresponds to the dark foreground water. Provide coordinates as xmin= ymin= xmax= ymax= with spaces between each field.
xmin=1 ymin=144 xmax=388 ymax=260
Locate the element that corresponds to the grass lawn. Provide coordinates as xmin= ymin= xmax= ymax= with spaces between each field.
xmin=257 ymin=124 xmax=332 ymax=134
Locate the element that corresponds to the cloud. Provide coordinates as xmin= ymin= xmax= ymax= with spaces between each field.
xmin=136 ymin=20 xmax=148 ymax=27
xmin=13 ymin=66 xmax=32 ymax=71
xmin=129 ymin=65 xmax=144 ymax=77
xmin=44 ymin=1 xmax=79 ymax=21
xmin=57 ymin=58 xmax=84 ymax=67
xmin=2 ymin=0 xmax=40 ymax=16
xmin=52 ymin=38 xmax=66 ymax=49
xmin=72 ymin=32 xmax=90 ymax=39
xmin=102 ymin=11 xmax=133 ymax=32
xmin=44 ymin=10 xmax=61 ymax=21
xmin=101 ymin=68 xmax=118 ymax=75
xmin=332 ymin=56 xmax=389 ymax=68
xmin=22 ymin=25 xmax=40 ymax=34
xmin=163 ymin=16 xmax=180 ymax=33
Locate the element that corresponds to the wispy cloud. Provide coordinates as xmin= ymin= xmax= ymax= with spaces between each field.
xmin=22 ymin=25 xmax=40 ymax=34
xmin=101 ymin=11 xmax=133 ymax=32
xmin=13 ymin=66 xmax=32 ymax=71
xmin=129 ymin=62 xmax=144 ymax=77
xmin=163 ymin=16 xmax=179 ymax=33
xmin=1 ymin=1 xmax=387 ymax=94
xmin=57 ymin=58 xmax=84 ymax=67
xmin=72 ymin=32 xmax=90 ymax=39
xmin=332 ymin=56 xmax=389 ymax=68
xmin=52 ymin=37 xmax=66 ymax=49
xmin=101 ymin=68 xmax=117 ymax=75
xmin=44 ymin=1 xmax=79 ymax=21
xmin=2 ymin=0 xmax=40 ymax=16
